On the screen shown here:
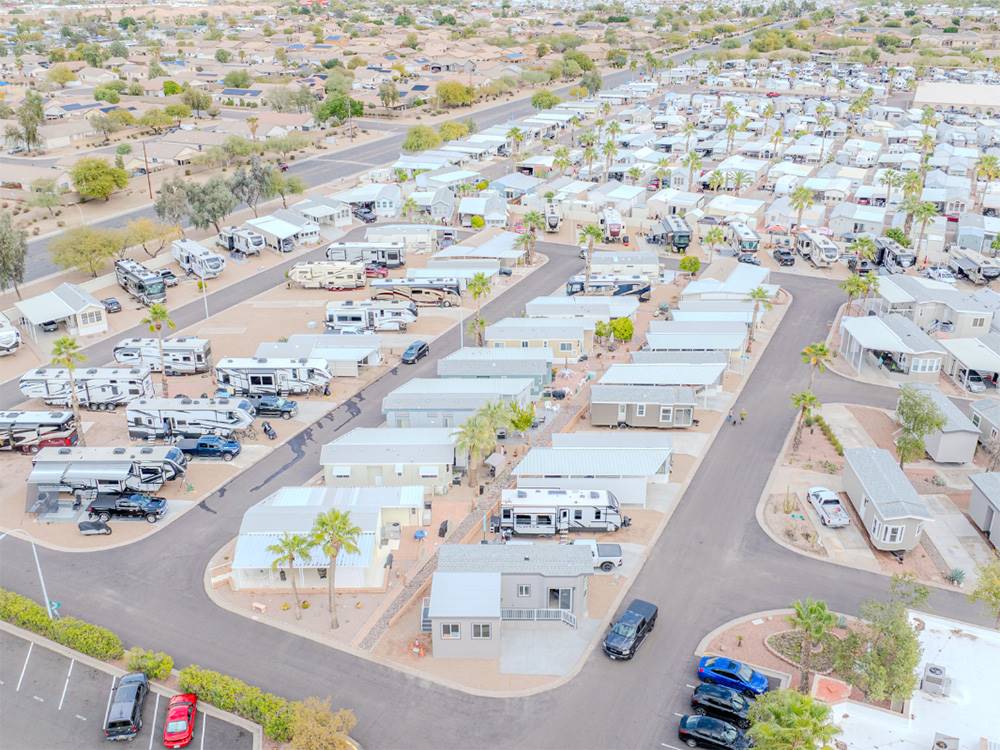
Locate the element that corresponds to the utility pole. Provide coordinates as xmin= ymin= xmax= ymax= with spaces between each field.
xmin=141 ymin=141 xmax=153 ymax=199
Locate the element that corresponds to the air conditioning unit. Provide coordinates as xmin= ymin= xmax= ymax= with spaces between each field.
xmin=922 ymin=664 xmax=952 ymax=697
xmin=931 ymin=733 xmax=959 ymax=750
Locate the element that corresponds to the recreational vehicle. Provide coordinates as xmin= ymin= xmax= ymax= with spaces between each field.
xmin=215 ymin=357 xmax=331 ymax=396
xmin=499 ymin=488 xmax=630 ymax=535
xmin=216 ymin=226 xmax=265 ymax=255
xmin=601 ymin=208 xmax=624 ymax=242
xmin=726 ymin=222 xmax=760 ymax=253
xmin=28 ymin=445 xmax=187 ymax=494
xmin=565 ymin=274 xmax=651 ymax=300
xmin=287 ymin=262 xmax=366 ymax=290
xmin=0 ymin=312 xmax=21 ymax=356
xmin=370 ymin=277 xmax=462 ymax=307
xmin=796 ymin=231 xmax=840 ymax=268
xmin=325 ymin=241 xmax=405 ymax=268
xmin=325 ymin=299 xmax=417 ymax=332
xmin=126 ymin=397 xmax=255 ymax=440
xmin=949 ymin=247 xmax=1000 ymax=285
xmin=112 ymin=337 xmax=212 ymax=375
xmin=19 ymin=367 xmax=155 ymax=410
xmin=114 ymin=260 xmax=166 ymax=306
xmin=545 ymin=203 xmax=561 ymax=232
xmin=365 ymin=224 xmax=455 ymax=253
xmin=874 ymin=236 xmax=916 ymax=272
xmin=662 ymin=216 xmax=692 ymax=253
xmin=0 ymin=410 xmax=77 ymax=453
xmin=171 ymin=239 xmax=226 ymax=279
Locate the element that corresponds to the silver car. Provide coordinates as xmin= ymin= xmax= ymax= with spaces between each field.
xmin=806 ymin=486 xmax=851 ymax=528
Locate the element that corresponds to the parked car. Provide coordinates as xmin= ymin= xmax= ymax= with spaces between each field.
xmin=498 ymin=267 xmax=513 ymax=276
xmin=736 ymin=253 xmax=760 ymax=266
xmin=248 ymin=395 xmax=297 ymax=419
xmin=542 ymin=387 xmax=567 ymax=400
xmin=101 ymin=297 xmax=122 ymax=313
xmin=41 ymin=320 xmax=60 ymax=332
xmin=365 ymin=263 xmax=389 ymax=278
xmin=698 ymin=656 xmax=769 ymax=695
xmin=104 ymin=672 xmax=149 ymax=741
xmin=964 ymin=369 xmax=988 ymax=393
xmin=766 ymin=91 xmax=781 ymax=98
xmin=177 ymin=435 xmax=241 ymax=461
xmin=806 ymin=486 xmax=851 ymax=527
xmin=602 ymin=599 xmax=657 ymax=660
xmin=772 ymin=248 xmax=795 ymax=267
xmin=690 ymin=684 xmax=753 ymax=729
xmin=677 ymin=715 xmax=750 ymax=749
xmin=158 ymin=268 xmax=179 ymax=287
xmin=401 ymin=340 xmax=429 ymax=364
xmin=353 ymin=207 xmax=377 ymax=223
xmin=162 ymin=693 xmax=198 ymax=748
xmin=88 ymin=493 xmax=167 ymax=524
xmin=923 ymin=265 xmax=956 ymax=283
xmin=847 ymin=256 xmax=875 ymax=274
xmin=572 ymin=538 xmax=625 ymax=572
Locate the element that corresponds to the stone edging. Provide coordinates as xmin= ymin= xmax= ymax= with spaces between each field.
xmin=762 ymin=628 xmax=836 ymax=676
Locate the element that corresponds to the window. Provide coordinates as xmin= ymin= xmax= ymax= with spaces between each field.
xmin=972 ymin=413 xmax=981 ymax=427
xmin=317 ymin=568 xmax=327 ymax=580
xmin=636 ymin=404 xmax=646 ymax=417
xmin=80 ymin=310 xmax=103 ymax=326
xmin=521 ymin=340 xmax=529 ymax=348
xmin=419 ymin=466 xmax=439 ymax=478
xmin=559 ymin=342 xmax=573 ymax=352
xmin=882 ymin=524 xmax=904 ymax=544
xmin=973 ymin=317 xmax=986 ymax=328
xmin=573 ymin=509 xmax=583 ymax=520
xmin=660 ymin=406 xmax=673 ymax=423
xmin=394 ymin=463 xmax=404 ymax=477
xmin=517 ymin=584 xmax=531 ymax=597
xmin=332 ymin=466 xmax=351 ymax=478
xmin=440 ymin=623 xmax=460 ymax=640
xmin=472 ymin=623 xmax=492 ymax=640
xmin=278 ymin=570 xmax=287 ymax=582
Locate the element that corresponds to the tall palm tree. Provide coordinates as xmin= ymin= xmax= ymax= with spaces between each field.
xmin=51 ymin=336 xmax=87 ymax=447
xmin=523 ymin=210 xmax=544 ymax=265
xmin=708 ymin=169 xmax=725 ymax=192
xmin=912 ymin=200 xmax=938 ymax=265
xmin=311 ymin=509 xmax=361 ymax=629
xmin=601 ymin=139 xmax=617 ymax=177
xmin=918 ymin=132 xmax=935 ymax=179
xmin=467 ymin=271 xmax=491 ymax=345
xmin=787 ymin=598 xmax=837 ymax=692
xmin=901 ymin=169 xmax=923 ymax=201
xmin=401 ymin=196 xmax=418 ymax=220
xmin=801 ymin=341 xmax=833 ymax=388
xmin=480 ymin=400 xmax=512 ymax=439
xmin=747 ymin=286 xmax=771 ymax=348
xmin=582 ymin=144 xmax=598 ymax=180
xmin=703 ymin=225 xmax=724 ymax=262
xmin=246 ymin=116 xmax=259 ymax=142
xmin=816 ymin=113 xmax=832 ymax=162
xmin=682 ymin=151 xmax=702 ymax=190
xmin=578 ymin=223 xmax=603 ymax=289
xmin=973 ymin=154 xmax=999 ymax=210
xmin=879 ymin=168 xmax=901 ymax=207
xmin=626 ymin=166 xmax=642 ymax=185
xmin=839 ymin=274 xmax=867 ymax=316
xmin=769 ymin=127 xmax=784 ymax=160
xmin=683 ymin=121 xmax=697 ymax=152
xmin=514 ymin=232 xmax=533 ymax=269
xmin=761 ymin=102 xmax=775 ymax=132
xmin=790 ymin=185 xmax=815 ymax=231
xmin=454 ymin=414 xmax=494 ymax=488
xmin=141 ymin=303 xmax=175 ymax=397
xmin=654 ymin=158 xmax=672 ymax=187
xmin=506 ymin=126 xmax=524 ymax=162
xmin=732 ymin=170 xmax=751 ymax=195
xmin=790 ymin=390 xmax=820 ymax=450
xmin=553 ymin=145 xmax=570 ymax=176
xmin=266 ymin=532 xmax=312 ymax=620
xmin=724 ymin=121 xmax=739 ymax=155
xmin=567 ymin=115 xmax=581 ymax=146
xmin=606 ymin=120 xmax=622 ymax=142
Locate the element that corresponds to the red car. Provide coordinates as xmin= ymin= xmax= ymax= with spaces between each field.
xmin=766 ymin=91 xmax=781 ymax=98
xmin=365 ymin=263 xmax=389 ymax=278
xmin=162 ymin=693 xmax=197 ymax=748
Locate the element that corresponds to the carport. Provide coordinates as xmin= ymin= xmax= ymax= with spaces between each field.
xmin=839 ymin=314 xmax=944 ymax=381
xmin=940 ymin=337 xmax=1000 ymax=392
xmin=14 ymin=283 xmax=108 ymax=344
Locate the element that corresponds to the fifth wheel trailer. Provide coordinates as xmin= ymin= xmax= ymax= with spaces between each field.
xmin=171 ymin=239 xmax=226 ymax=279
xmin=215 ymin=357 xmax=332 ymax=396
xmin=325 ymin=241 xmax=406 ymax=268
xmin=498 ymin=488 xmax=630 ymax=535
xmin=28 ymin=445 xmax=187 ymax=495
xmin=126 ymin=397 xmax=255 ymax=440
xmin=112 ymin=336 xmax=212 ymax=375
xmin=287 ymin=261 xmax=366 ymax=290
xmin=19 ymin=367 xmax=155 ymax=409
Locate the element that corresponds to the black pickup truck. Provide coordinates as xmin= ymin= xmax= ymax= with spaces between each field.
xmin=603 ymin=599 xmax=658 ymax=661
xmin=87 ymin=493 xmax=167 ymax=524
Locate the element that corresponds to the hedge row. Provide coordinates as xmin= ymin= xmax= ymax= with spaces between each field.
xmin=813 ymin=415 xmax=845 ymax=456
xmin=179 ymin=665 xmax=293 ymax=742
xmin=126 ymin=647 xmax=174 ymax=680
xmin=0 ymin=588 xmax=124 ymax=660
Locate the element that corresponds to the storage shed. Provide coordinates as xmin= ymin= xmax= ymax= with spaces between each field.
xmin=906 ymin=384 xmax=978 ymax=464
xmin=968 ymin=473 xmax=1000 ymax=549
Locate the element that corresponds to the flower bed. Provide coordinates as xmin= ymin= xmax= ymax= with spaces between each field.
xmin=764 ymin=630 xmax=838 ymax=674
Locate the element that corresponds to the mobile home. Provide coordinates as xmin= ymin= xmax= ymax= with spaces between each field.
xmin=19 ymin=366 xmax=155 ymax=409
xmin=499 ymin=488 xmax=629 ymax=535
xmin=112 ymin=336 xmax=212 ymax=374
xmin=126 ymin=397 xmax=255 ymax=440
xmin=215 ymin=357 xmax=331 ymax=396
xmin=370 ymin=277 xmax=462 ymax=307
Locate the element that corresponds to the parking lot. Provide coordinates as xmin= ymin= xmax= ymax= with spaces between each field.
xmin=0 ymin=629 xmax=255 ymax=750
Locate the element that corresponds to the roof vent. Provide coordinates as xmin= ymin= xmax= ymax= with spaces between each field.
xmin=922 ymin=664 xmax=951 ymax=697
xmin=113 ymin=447 xmax=126 ymax=454
xmin=140 ymin=447 xmax=153 ymax=454
xmin=931 ymin=734 xmax=959 ymax=750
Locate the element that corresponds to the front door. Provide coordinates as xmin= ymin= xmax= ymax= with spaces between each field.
xmin=617 ymin=403 xmax=627 ymax=421
xmin=548 ymin=588 xmax=572 ymax=610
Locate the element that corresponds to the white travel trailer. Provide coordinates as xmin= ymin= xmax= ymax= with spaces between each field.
xmin=19 ymin=366 xmax=155 ymax=410
xmin=796 ymin=231 xmax=840 ymax=268
xmin=216 ymin=226 xmax=265 ymax=255
xmin=28 ymin=445 xmax=187 ymax=494
xmin=112 ymin=336 xmax=212 ymax=375
xmin=126 ymin=397 xmax=255 ymax=440
xmin=601 ymin=207 xmax=624 ymax=242
xmin=0 ymin=312 xmax=21 ymax=356
xmin=365 ymin=224 xmax=455 ymax=253
xmin=325 ymin=299 xmax=417 ymax=332
xmin=499 ymin=488 xmax=630 ymax=535
xmin=545 ymin=202 xmax=561 ymax=232
xmin=215 ymin=357 xmax=331 ymax=396
xmin=287 ymin=261 xmax=365 ymax=290
xmin=171 ymin=239 xmax=226 ymax=279
xmin=325 ymin=241 xmax=406 ymax=268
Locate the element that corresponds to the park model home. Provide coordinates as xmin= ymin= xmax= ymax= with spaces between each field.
xmin=382 ymin=378 xmax=534 ymax=428
xmin=868 ymin=275 xmax=994 ymax=338
xmin=14 ymin=283 xmax=107 ymax=342
xmin=321 ymin=427 xmax=462 ymax=496
xmin=436 ymin=347 xmax=553 ymax=395
xmin=838 ymin=314 xmax=945 ymax=381
xmin=485 ymin=318 xmax=595 ymax=363
xmin=842 ymin=448 xmax=932 ymax=554
xmin=426 ymin=544 xmax=593 ymax=659
xmin=590 ymin=385 xmax=697 ymax=429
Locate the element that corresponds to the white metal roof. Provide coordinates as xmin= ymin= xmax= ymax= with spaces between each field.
xmin=600 ymin=362 xmax=726 ymax=387
xmin=940 ymin=338 xmax=1000 ymax=373
xmin=428 ymin=571 xmax=501 ymax=619
xmin=513 ymin=447 xmax=670 ymax=477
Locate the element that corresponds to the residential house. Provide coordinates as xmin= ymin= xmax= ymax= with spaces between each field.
xmin=485 ymin=318 xmax=595 ymax=362
xmin=838 ymin=314 xmax=945 ymax=382
xmin=436 ymin=347 xmax=553 ymax=394
xmin=14 ymin=283 xmax=107 ymax=343
xmin=255 ymin=333 xmax=381 ymax=378
xmin=590 ymin=251 xmax=660 ymax=281
xmin=490 ymin=172 xmax=543 ymax=202
xmin=524 ymin=296 xmax=639 ymax=321
xmin=328 ymin=183 xmax=401 ymax=218
xmin=457 ymin=191 xmax=507 ymax=228
xmin=408 ymin=187 xmax=455 ymax=223
xmin=590 ymin=385 xmax=697 ymax=429
xmin=382 ymin=378 xmax=534 ymax=428
xmin=291 ymin=197 xmax=353 ymax=227
xmin=828 ymin=203 xmax=887 ymax=238
xmin=969 ymin=398 xmax=1000 ymax=445
xmin=599 ymin=362 xmax=727 ymax=395
xmin=868 ymin=275 xmax=993 ymax=338
xmin=905 ymin=384 xmax=978 ymax=464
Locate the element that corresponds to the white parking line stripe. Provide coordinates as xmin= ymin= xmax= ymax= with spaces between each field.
xmin=31 ymin=544 xmax=53 ymax=619
xmin=661 ymin=744 xmax=685 ymax=750
xmin=0 ymin=532 xmax=7 ymax=541
xmin=75 ymin=714 xmax=87 ymax=722
xmin=58 ymin=659 xmax=74 ymax=710
xmin=15 ymin=642 xmax=32 ymax=692
xmin=673 ymin=713 xmax=685 ymax=718
xmin=103 ymin=676 xmax=116 ymax=725
xmin=685 ymin=684 xmax=697 ymax=689
xmin=148 ymin=693 xmax=160 ymax=750
xmin=200 ymin=712 xmax=207 ymax=750
xmin=33 ymin=695 xmax=43 ymax=702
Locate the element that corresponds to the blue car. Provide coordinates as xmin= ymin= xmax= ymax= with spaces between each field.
xmin=698 ymin=656 xmax=769 ymax=695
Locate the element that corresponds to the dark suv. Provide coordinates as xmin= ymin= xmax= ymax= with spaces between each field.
xmin=402 ymin=340 xmax=429 ymax=364
xmin=690 ymin=683 xmax=752 ymax=729
xmin=602 ymin=599 xmax=657 ymax=660
xmin=104 ymin=672 xmax=148 ymax=741
xmin=249 ymin=395 xmax=298 ymax=419
xmin=353 ymin=207 xmax=377 ymax=224
xmin=772 ymin=248 xmax=795 ymax=267
xmin=88 ymin=493 xmax=167 ymax=524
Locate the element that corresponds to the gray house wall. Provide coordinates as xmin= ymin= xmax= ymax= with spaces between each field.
xmin=842 ymin=459 xmax=925 ymax=552
xmin=324 ymin=461 xmax=452 ymax=495
xmin=430 ymin=616 xmax=502 ymax=659
xmin=970 ymin=410 xmax=1000 ymax=444
xmin=499 ymin=572 xmax=589 ymax=618
xmin=969 ymin=485 xmax=1000 ymax=548
xmin=923 ymin=429 xmax=978 ymax=464
xmin=590 ymin=401 xmax=695 ymax=429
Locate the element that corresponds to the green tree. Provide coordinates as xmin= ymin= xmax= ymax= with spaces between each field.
xmin=530 ymin=90 xmax=561 ymax=110
xmin=162 ymin=80 xmax=182 ymax=96
xmin=578 ymin=223 xmax=603 ymax=289
xmin=787 ymin=598 xmax=837 ymax=692
xmin=49 ymin=226 xmax=123 ymax=277
xmin=679 ymin=255 xmax=701 ymax=275
xmin=968 ymin=558 xmax=1000 ymax=627
xmin=609 ymin=317 xmax=634 ymax=343
xmin=522 ymin=210 xmax=544 ymax=265
xmin=139 ymin=108 xmax=173 ymax=133
xmin=124 ymin=217 xmax=178 ymax=259
xmin=703 ymin=225 xmax=724 ymax=261
xmin=266 ymin=533 xmax=312 ymax=620
xmin=791 ymin=390 xmax=820 ymax=450
xmin=506 ymin=126 xmax=525 ymax=160
xmin=223 ymin=69 xmax=252 ymax=89
xmin=229 ymin=158 xmax=273 ymax=217
xmin=895 ymin=384 xmax=945 ymax=469
xmin=164 ymin=103 xmax=191 ymax=122
xmin=747 ymin=286 xmax=772 ymax=347
xmin=70 ymin=158 xmax=128 ymax=202
xmin=839 ymin=274 xmax=867 ymax=315
xmin=470 ymin=215 xmax=485 ymax=230
xmin=801 ymin=342 xmax=832 ymax=388
xmin=879 ymin=168 xmax=902 ymax=207
xmin=142 ymin=303 xmax=175 ymax=397
xmin=270 ymin=174 xmax=306 ymax=209
xmin=51 ymin=336 xmax=87 ymax=446
xmin=748 ymin=689 xmax=840 ymax=750
xmin=467 ymin=272 xmax=491 ymax=346
xmin=311 ymin=509 xmax=361 ymax=630
xmin=911 ymin=200 xmax=938 ymax=265
xmin=509 ymin=403 xmax=536 ymax=444
xmin=290 ymin=697 xmax=356 ymax=750
xmin=186 ymin=176 xmax=238 ymax=233
xmin=378 ymin=81 xmax=399 ymax=108
xmin=154 ymin=177 xmax=190 ymax=231
xmin=181 ymin=88 xmax=212 ymax=117
xmin=315 ymin=94 xmax=363 ymax=124
xmin=12 ymin=91 xmax=44 ymax=152
xmin=790 ymin=185 xmax=815 ymax=229
xmin=438 ymin=121 xmax=470 ymax=142
xmin=402 ymin=125 xmax=441 ymax=153
xmin=46 ymin=63 xmax=75 ymax=87
xmin=214 ymin=49 xmax=232 ymax=63
xmin=0 ymin=210 xmax=27 ymax=299
xmin=455 ymin=414 xmax=494 ymax=488
xmin=28 ymin=178 xmax=60 ymax=217
xmin=436 ymin=80 xmax=475 ymax=107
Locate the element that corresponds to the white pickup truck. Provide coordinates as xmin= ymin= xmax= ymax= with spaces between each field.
xmin=572 ymin=539 xmax=624 ymax=572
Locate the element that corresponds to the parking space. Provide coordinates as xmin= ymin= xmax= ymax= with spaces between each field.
xmin=0 ymin=630 xmax=254 ymax=749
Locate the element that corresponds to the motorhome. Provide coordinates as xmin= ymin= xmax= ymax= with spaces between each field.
xmin=545 ymin=203 xmax=561 ymax=232
xmin=216 ymin=226 xmax=265 ymax=256
xmin=126 ymin=397 xmax=255 ymax=440
xmin=0 ymin=312 xmax=21 ymax=356
xmin=114 ymin=260 xmax=166 ymax=306
xmin=874 ymin=236 xmax=916 ymax=272
xmin=19 ymin=367 xmax=155 ymax=410
xmin=287 ymin=261 xmax=366 ymax=290
xmin=726 ymin=222 xmax=760 ymax=253
xmin=565 ymin=274 xmax=651 ymax=300
xmin=662 ymin=215 xmax=692 ymax=253
xmin=499 ymin=488 xmax=630 ymax=535
xmin=601 ymin=208 xmax=624 ymax=242
xmin=325 ymin=241 xmax=405 ymax=268
xmin=370 ymin=277 xmax=462 ymax=307
xmin=171 ymin=239 xmax=226 ymax=279
xmin=325 ymin=299 xmax=417 ymax=332
xmin=0 ymin=410 xmax=77 ymax=453
xmin=215 ymin=357 xmax=331 ymax=396
xmin=365 ymin=224 xmax=455 ymax=253
xmin=796 ymin=231 xmax=840 ymax=268
xmin=112 ymin=337 xmax=212 ymax=375
xmin=948 ymin=247 xmax=1000 ymax=285
xmin=28 ymin=445 xmax=187 ymax=494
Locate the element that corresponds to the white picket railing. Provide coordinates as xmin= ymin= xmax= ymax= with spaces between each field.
xmin=501 ymin=607 xmax=577 ymax=628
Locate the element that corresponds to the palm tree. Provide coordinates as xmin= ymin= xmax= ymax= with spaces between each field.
xmin=606 ymin=120 xmax=622 ymax=142
xmin=467 ymin=271 xmax=491 ymax=345
xmin=912 ymin=200 xmax=938 ymax=265
xmin=311 ymin=509 xmax=361 ymax=629
xmin=839 ymin=274 xmax=867 ymax=316
xmin=732 ymin=170 xmax=751 ymax=195
xmin=790 ymin=390 xmax=820 ymax=450
xmin=553 ymin=145 xmax=571 ymax=176
xmin=747 ymin=286 xmax=771 ymax=348
xmin=790 ymin=186 xmax=815 ymax=231
xmin=901 ymin=169 xmax=923 ymax=201
xmin=578 ymin=223 xmax=603 ymax=289
xmin=703 ymin=225 xmax=724 ymax=262
xmin=918 ymin=132 xmax=935 ymax=178
xmin=769 ymin=127 xmax=784 ymax=160
xmin=801 ymin=341 xmax=833 ymax=388
xmin=762 ymin=102 xmax=775 ymax=132
xmin=141 ymin=303 xmax=175 ymax=397
xmin=523 ymin=210 xmax=543 ymax=265
xmin=583 ymin=144 xmax=598 ymax=179
xmin=626 ymin=166 xmax=642 ymax=185
xmin=506 ymin=126 xmax=524 ymax=162
xmin=51 ymin=336 xmax=87 ymax=447
xmin=401 ymin=196 xmax=418 ymax=220
xmin=787 ymin=598 xmax=837 ymax=692
xmin=246 ymin=115 xmax=259 ymax=142
xmin=973 ymin=154 xmax=999 ymax=210
xmin=816 ymin=113 xmax=832 ymax=162
xmin=514 ymin=232 xmax=533 ymax=269
xmin=266 ymin=532 xmax=312 ymax=620
xmin=708 ymin=169 xmax=725 ymax=192
xmin=601 ymin=139 xmax=617 ymax=176
xmin=724 ymin=121 xmax=739 ymax=154
xmin=682 ymin=151 xmax=702 ymax=190
xmin=654 ymin=158 xmax=671 ymax=187
xmin=480 ymin=400 xmax=512 ymax=439
xmin=454 ymin=414 xmax=494 ymax=488
xmin=879 ymin=168 xmax=901 ymax=207
xmin=683 ymin=121 xmax=697 ymax=152
xmin=567 ymin=115 xmax=581 ymax=146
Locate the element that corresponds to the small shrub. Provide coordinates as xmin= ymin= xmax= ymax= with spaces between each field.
xmin=946 ymin=568 xmax=965 ymax=586
xmin=125 ymin=647 xmax=174 ymax=680
xmin=300 ymin=600 xmax=310 ymax=609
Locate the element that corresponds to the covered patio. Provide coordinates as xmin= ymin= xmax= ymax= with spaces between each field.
xmin=940 ymin=337 xmax=1000 ymax=392
xmin=839 ymin=314 xmax=944 ymax=381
